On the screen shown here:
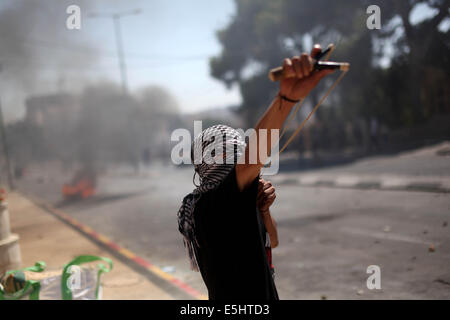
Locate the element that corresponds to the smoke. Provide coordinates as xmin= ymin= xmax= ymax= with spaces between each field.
xmin=0 ymin=0 xmax=100 ymax=121
xmin=0 ymin=0 xmax=184 ymax=179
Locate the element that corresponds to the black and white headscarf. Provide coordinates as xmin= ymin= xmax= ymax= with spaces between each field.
xmin=177 ymin=125 xmax=246 ymax=271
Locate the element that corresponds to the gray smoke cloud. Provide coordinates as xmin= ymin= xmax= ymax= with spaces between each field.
xmin=0 ymin=0 xmax=100 ymax=121
xmin=0 ymin=0 xmax=184 ymax=180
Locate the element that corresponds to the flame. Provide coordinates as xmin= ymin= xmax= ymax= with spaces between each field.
xmin=62 ymin=172 xmax=96 ymax=199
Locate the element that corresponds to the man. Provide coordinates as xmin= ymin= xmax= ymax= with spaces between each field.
xmin=178 ymin=45 xmax=334 ymax=299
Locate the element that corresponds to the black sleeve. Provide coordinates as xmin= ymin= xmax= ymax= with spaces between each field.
xmin=214 ymin=166 xmax=259 ymax=208
xmin=194 ymin=166 xmax=259 ymax=246
xmin=194 ymin=168 xmax=278 ymax=299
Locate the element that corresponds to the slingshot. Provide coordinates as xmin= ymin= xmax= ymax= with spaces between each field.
xmin=268 ymin=44 xmax=350 ymax=155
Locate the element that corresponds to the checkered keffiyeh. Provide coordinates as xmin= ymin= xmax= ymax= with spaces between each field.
xmin=177 ymin=125 xmax=246 ymax=271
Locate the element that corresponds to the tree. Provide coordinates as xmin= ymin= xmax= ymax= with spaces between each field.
xmin=211 ymin=0 xmax=449 ymax=135
xmin=375 ymin=0 xmax=450 ymax=125
xmin=211 ymin=0 xmax=374 ymax=127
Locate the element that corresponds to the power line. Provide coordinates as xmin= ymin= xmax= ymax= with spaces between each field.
xmin=0 ymin=32 xmax=210 ymax=62
xmin=0 ymin=54 xmax=205 ymax=70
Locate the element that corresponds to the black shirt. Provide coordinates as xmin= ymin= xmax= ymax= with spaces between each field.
xmin=193 ymin=167 xmax=279 ymax=300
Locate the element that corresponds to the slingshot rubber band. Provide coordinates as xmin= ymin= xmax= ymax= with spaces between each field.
xmin=278 ymin=69 xmax=348 ymax=155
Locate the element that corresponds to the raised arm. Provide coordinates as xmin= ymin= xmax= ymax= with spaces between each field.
xmin=235 ymin=44 xmax=334 ymax=191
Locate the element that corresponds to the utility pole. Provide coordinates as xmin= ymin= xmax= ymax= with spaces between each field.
xmin=113 ymin=14 xmax=127 ymax=94
xmin=0 ymin=64 xmax=14 ymax=190
xmin=88 ymin=9 xmax=141 ymax=94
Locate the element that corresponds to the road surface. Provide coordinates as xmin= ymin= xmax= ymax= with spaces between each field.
xmin=12 ymin=143 xmax=450 ymax=299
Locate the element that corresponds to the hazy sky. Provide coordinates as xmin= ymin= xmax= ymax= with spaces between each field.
xmin=0 ymin=0 xmax=446 ymax=122
xmin=82 ymin=0 xmax=241 ymax=114
xmin=81 ymin=1 xmax=445 ymax=114
xmin=0 ymin=0 xmax=240 ymax=121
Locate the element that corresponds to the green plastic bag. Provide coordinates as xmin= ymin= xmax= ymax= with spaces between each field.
xmin=0 ymin=255 xmax=113 ymax=300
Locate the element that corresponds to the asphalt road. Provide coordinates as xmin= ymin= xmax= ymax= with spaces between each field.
xmin=13 ymin=145 xmax=450 ymax=299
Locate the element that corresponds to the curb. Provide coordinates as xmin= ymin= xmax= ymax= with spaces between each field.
xmin=21 ymin=192 xmax=207 ymax=300
xmin=275 ymin=176 xmax=450 ymax=193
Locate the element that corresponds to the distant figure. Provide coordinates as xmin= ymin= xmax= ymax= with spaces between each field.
xmin=370 ymin=117 xmax=380 ymax=152
xmin=177 ymin=45 xmax=334 ymax=300
xmin=142 ymin=147 xmax=151 ymax=166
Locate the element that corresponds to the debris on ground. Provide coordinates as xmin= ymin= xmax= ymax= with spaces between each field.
xmin=162 ymin=266 xmax=176 ymax=273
